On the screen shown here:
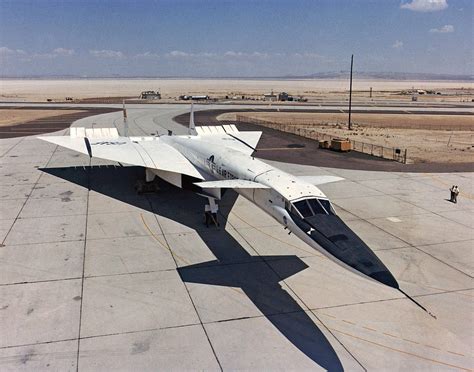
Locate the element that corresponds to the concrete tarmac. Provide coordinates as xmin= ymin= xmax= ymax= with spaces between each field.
xmin=0 ymin=106 xmax=472 ymax=371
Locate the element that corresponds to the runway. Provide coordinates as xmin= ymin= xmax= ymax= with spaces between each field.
xmin=1 ymin=102 xmax=473 ymax=172
xmin=0 ymin=107 xmax=120 ymax=139
xmin=0 ymin=105 xmax=472 ymax=370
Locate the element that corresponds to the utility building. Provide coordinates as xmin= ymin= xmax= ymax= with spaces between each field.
xmin=140 ymin=91 xmax=161 ymax=99
xmin=263 ymin=91 xmax=277 ymax=101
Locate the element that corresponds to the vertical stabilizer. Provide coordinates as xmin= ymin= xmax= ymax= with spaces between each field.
xmin=189 ymin=103 xmax=197 ymax=135
xmin=123 ymin=99 xmax=129 ymax=137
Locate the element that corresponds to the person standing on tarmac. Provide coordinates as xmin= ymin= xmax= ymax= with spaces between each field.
xmin=453 ymin=185 xmax=460 ymax=204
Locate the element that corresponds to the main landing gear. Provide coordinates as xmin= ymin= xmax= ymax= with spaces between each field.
xmin=135 ymin=169 xmax=160 ymax=194
xmin=134 ymin=179 xmax=160 ymax=194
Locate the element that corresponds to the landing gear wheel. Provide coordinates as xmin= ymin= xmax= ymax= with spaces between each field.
xmin=134 ymin=179 xmax=160 ymax=194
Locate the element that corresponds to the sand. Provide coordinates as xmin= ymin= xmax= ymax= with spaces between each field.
xmin=223 ymin=112 xmax=474 ymax=164
xmin=1 ymin=78 xmax=472 ymax=102
xmin=0 ymin=109 xmax=85 ymax=127
xmin=219 ymin=112 xmax=474 ymax=131
xmin=0 ymin=78 xmax=471 ymax=164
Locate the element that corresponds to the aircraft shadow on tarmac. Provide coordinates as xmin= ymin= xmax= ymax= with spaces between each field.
xmin=41 ymin=165 xmax=344 ymax=371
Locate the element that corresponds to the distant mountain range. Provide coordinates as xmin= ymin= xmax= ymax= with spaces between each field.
xmin=1 ymin=71 xmax=473 ymax=81
xmin=283 ymin=71 xmax=474 ymax=81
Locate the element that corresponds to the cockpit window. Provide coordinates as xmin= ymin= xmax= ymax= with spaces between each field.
xmin=293 ymin=200 xmax=313 ymax=218
xmin=308 ymin=199 xmax=327 ymax=215
xmin=319 ymin=199 xmax=336 ymax=215
xmin=291 ymin=198 xmax=336 ymax=218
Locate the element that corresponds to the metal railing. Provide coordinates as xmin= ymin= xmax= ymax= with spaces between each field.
xmin=236 ymin=115 xmax=408 ymax=164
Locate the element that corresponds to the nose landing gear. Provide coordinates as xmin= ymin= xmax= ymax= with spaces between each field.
xmin=204 ymin=198 xmax=220 ymax=228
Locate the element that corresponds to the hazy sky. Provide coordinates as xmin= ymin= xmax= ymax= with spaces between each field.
xmin=0 ymin=0 xmax=472 ymax=77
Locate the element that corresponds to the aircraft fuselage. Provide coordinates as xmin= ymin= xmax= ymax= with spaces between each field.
xmin=163 ymin=135 xmax=399 ymax=290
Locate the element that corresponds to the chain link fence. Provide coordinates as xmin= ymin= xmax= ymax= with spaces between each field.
xmin=236 ymin=115 xmax=408 ymax=164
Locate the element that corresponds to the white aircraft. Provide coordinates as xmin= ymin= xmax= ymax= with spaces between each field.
xmin=38 ymin=105 xmax=408 ymax=296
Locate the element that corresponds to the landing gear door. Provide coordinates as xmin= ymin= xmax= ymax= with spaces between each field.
xmin=198 ymin=187 xmax=222 ymax=200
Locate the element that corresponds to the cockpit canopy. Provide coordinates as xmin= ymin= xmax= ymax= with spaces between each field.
xmin=288 ymin=197 xmax=336 ymax=218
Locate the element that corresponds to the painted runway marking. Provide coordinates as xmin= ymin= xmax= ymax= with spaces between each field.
xmin=362 ymin=326 xmax=377 ymax=332
xmin=331 ymin=327 xmax=470 ymax=371
xmin=342 ymin=319 xmax=356 ymax=325
xmin=139 ymin=213 xmax=189 ymax=265
xmin=424 ymin=344 xmax=442 ymax=351
xmin=141 ymin=213 xmax=244 ymax=297
xmin=402 ymin=338 xmax=420 ymax=345
xmin=422 ymin=285 xmax=474 ymax=298
xmin=318 ymin=311 xmax=466 ymax=358
xmin=447 ymin=350 xmax=467 ymax=357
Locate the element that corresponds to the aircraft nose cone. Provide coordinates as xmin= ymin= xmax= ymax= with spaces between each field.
xmin=291 ymin=213 xmax=399 ymax=289
xmin=369 ymin=270 xmax=399 ymax=289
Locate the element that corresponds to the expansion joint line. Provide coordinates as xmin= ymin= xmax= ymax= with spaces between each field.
xmin=1 ymin=142 xmax=61 ymax=246
xmin=144 ymin=196 xmax=224 ymax=371
xmin=220 ymin=211 xmax=367 ymax=371
xmin=338 ymin=176 xmax=473 ymax=279
xmin=0 ymin=136 xmax=27 ymax=158
xmin=75 ymin=157 xmax=91 ymax=372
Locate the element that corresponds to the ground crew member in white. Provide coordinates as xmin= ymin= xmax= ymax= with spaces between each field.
xmin=450 ymin=185 xmax=455 ymax=202
xmin=453 ymin=185 xmax=460 ymax=204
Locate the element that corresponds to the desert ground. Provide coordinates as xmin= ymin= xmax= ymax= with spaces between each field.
xmin=220 ymin=112 xmax=473 ymax=164
xmin=0 ymin=78 xmax=472 ymax=102
xmin=219 ymin=112 xmax=474 ymax=130
xmin=0 ymin=78 xmax=472 ymax=164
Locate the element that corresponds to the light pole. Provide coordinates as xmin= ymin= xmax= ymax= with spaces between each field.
xmin=348 ymin=54 xmax=353 ymax=130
